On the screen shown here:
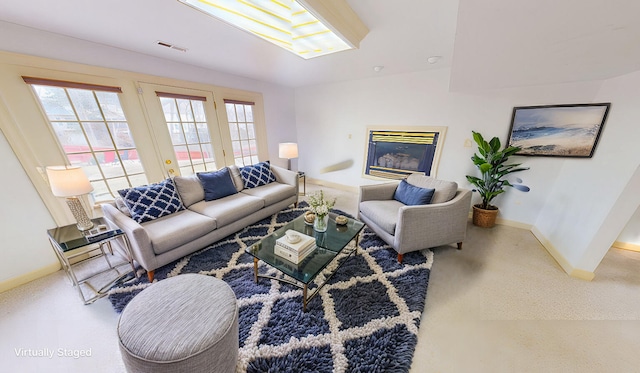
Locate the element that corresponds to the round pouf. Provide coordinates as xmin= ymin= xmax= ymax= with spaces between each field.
xmin=117 ymin=274 xmax=238 ymax=373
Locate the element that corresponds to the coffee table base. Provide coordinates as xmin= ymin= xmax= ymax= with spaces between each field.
xmin=252 ymin=244 xmax=358 ymax=312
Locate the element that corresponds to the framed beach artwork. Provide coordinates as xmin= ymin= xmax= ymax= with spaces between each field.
xmin=507 ymin=103 xmax=611 ymax=158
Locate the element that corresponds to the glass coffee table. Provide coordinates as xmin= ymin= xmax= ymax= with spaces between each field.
xmin=246 ymin=212 xmax=365 ymax=312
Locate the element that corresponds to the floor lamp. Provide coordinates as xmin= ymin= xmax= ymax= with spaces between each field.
xmin=46 ymin=166 xmax=95 ymax=231
xmin=279 ymin=142 xmax=298 ymax=170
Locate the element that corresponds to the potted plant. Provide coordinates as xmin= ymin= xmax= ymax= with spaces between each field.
xmin=465 ymin=131 xmax=529 ymax=227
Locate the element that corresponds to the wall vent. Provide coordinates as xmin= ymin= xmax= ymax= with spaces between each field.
xmin=156 ymin=40 xmax=187 ymax=52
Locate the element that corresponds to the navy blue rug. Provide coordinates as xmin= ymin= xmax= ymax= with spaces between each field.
xmin=109 ymin=202 xmax=433 ymax=373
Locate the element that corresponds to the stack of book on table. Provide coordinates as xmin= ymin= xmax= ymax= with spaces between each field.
xmin=274 ymin=230 xmax=316 ymax=264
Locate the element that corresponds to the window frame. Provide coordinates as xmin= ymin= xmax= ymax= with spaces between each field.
xmin=213 ymin=87 xmax=269 ymax=166
xmin=0 ymin=54 xmax=269 ymax=228
xmin=224 ymin=99 xmax=260 ymax=167
xmin=24 ymin=77 xmax=149 ymax=201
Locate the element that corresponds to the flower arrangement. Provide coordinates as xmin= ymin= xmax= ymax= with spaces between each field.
xmin=308 ymin=190 xmax=335 ymax=218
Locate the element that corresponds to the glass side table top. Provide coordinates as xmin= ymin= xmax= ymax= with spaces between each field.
xmin=246 ymin=212 xmax=365 ymax=285
xmin=47 ymin=217 xmax=123 ymax=252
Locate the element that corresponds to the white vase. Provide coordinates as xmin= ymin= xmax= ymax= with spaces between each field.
xmin=313 ymin=214 xmax=329 ymax=232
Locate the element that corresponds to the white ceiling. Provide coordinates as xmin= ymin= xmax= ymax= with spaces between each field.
xmin=0 ymin=0 xmax=639 ymax=89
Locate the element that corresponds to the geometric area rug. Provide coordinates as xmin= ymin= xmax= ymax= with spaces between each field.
xmin=108 ymin=202 xmax=433 ymax=373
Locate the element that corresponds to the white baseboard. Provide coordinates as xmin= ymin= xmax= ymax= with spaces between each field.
xmin=465 ymin=212 xmax=533 ymax=230
xmin=305 ymin=177 xmax=359 ymax=194
xmin=612 ymin=240 xmax=640 ymax=252
xmin=0 ymin=263 xmax=60 ymax=294
xmin=531 ymin=227 xmax=595 ymax=281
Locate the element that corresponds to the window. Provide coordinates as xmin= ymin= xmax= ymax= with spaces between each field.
xmin=24 ymin=77 xmax=147 ymax=201
xmin=225 ymin=99 xmax=259 ymax=166
xmin=158 ymin=92 xmax=217 ymax=175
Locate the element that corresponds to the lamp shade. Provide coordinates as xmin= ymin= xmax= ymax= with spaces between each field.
xmin=46 ymin=166 xmax=94 ymax=197
xmin=279 ymin=143 xmax=299 ymax=159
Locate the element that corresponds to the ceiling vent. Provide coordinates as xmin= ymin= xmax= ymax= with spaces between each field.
xmin=156 ymin=41 xmax=187 ymax=52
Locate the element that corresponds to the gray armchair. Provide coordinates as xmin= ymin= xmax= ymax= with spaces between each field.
xmin=358 ymin=174 xmax=472 ymax=262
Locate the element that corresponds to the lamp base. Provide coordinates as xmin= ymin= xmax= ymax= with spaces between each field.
xmin=66 ymin=197 xmax=94 ymax=231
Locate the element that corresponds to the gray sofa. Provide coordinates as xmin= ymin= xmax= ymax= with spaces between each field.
xmin=358 ymin=174 xmax=472 ymax=262
xmin=102 ymin=164 xmax=298 ymax=282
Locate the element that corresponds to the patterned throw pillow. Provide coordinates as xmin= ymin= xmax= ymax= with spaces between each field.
xmin=240 ymin=161 xmax=276 ymax=189
xmin=118 ymin=178 xmax=184 ymax=224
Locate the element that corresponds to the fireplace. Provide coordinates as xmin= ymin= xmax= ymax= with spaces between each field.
xmin=364 ymin=129 xmax=444 ymax=180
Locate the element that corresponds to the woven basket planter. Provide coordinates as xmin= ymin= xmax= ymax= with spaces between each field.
xmin=472 ymin=205 xmax=498 ymax=228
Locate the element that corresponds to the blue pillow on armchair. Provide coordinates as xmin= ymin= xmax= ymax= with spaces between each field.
xmin=197 ymin=168 xmax=237 ymax=201
xmin=394 ymin=179 xmax=435 ymax=206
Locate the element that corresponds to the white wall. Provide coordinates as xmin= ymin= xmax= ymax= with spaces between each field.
xmin=0 ymin=128 xmax=56 ymax=283
xmin=618 ymin=206 xmax=640 ymax=246
xmin=0 ymin=23 xmax=296 ymax=287
xmin=295 ymin=68 xmax=606 ymax=225
xmin=295 ymin=67 xmax=640 ymax=276
xmin=535 ymin=70 xmax=640 ymax=272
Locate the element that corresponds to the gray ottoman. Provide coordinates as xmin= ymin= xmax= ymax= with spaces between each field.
xmin=117 ymin=274 xmax=238 ymax=373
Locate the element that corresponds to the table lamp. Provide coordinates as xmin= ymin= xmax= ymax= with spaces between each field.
xmin=278 ymin=142 xmax=298 ymax=170
xmin=46 ymin=166 xmax=95 ymax=231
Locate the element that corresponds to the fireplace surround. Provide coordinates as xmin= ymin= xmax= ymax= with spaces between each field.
xmin=364 ymin=127 xmax=446 ymax=180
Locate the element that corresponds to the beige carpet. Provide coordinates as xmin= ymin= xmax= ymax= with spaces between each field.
xmin=1 ymin=183 xmax=639 ymax=372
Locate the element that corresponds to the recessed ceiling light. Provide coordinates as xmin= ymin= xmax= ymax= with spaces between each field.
xmin=373 ymin=66 xmax=384 ymax=72
xmin=427 ymin=56 xmax=442 ymax=64
xmin=177 ymin=0 xmax=368 ymax=59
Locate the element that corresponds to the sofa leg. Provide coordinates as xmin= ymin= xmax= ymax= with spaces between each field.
xmin=147 ymin=270 xmax=155 ymax=283
xmin=457 ymin=242 xmax=463 ymax=250
xmin=397 ymin=253 xmax=403 ymax=263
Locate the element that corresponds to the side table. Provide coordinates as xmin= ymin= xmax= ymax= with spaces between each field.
xmin=47 ymin=217 xmax=137 ymax=305
xmin=298 ymin=171 xmax=306 ymax=196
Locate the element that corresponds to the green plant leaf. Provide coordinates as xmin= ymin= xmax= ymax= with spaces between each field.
xmin=467 ymin=130 xmax=530 ymax=208
xmin=489 ymin=136 xmax=501 ymax=152
xmin=479 ymin=163 xmax=492 ymax=173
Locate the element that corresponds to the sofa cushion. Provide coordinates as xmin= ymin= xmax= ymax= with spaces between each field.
xmin=228 ymin=165 xmax=244 ymax=193
xmin=359 ymin=200 xmax=404 ymax=235
xmin=239 ymin=182 xmax=296 ymax=206
xmin=406 ymin=174 xmax=457 ymax=204
xmin=394 ymin=180 xmax=435 ymax=206
xmin=197 ymin=168 xmax=237 ymax=201
xmin=118 ymin=178 xmax=184 ymax=224
xmin=188 ymin=193 xmax=264 ymax=227
xmin=240 ymin=161 xmax=276 ymax=189
xmin=142 ymin=209 xmax=216 ymax=255
xmin=173 ymin=174 xmax=205 ymax=208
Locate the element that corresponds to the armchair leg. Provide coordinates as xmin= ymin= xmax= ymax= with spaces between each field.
xmin=397 ymin=253 xmax=403 ymax=263
xmin=147 ymin=270 xmax=155 ymax=283
xmin=457 ymin=242 xmax=463 ymax=250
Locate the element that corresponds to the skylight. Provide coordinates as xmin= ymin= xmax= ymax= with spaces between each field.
xmin=178 ymin=0 xmax=366 ymax=59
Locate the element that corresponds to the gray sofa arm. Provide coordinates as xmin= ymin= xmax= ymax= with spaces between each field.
xmin=271 ymin=165 xmax=299 ymax=189
xmin=101 ymin=203 xmax=155 ymax=272
xmin=394 ymin=189 xmax=472 ymax=253
xmin=359 ymin=182 xmax=400 ymax=203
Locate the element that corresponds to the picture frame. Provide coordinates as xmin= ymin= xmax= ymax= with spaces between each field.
xmin=506 ymin=103 xmax=611 ymax=158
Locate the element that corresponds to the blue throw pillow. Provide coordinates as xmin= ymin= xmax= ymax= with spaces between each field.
xmin=240 ymin=161 xmax=276 ymax=189
xmin=197 ymin=168 xmax=237 ymax=201
xmin=394 ymin=179 xmax=435 ymax=206
xmin=118 ymin=178 xmax=184 ymax=223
